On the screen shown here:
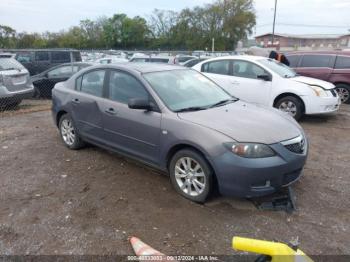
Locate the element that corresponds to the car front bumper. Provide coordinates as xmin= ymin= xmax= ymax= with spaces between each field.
xmin=209 ymin=140 xmax=308 ymax=198
xmin=303 ymin=95 xmax=340 ymax=115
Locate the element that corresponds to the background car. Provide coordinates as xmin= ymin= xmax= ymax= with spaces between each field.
xmin=0 ymin=56 xmax=34 ymax=108
xmin=174 ymin=55 xmax=197 ymax=65
xmin=31 ymin=62 xmax=92 ymax=98
xmin=129 ymin=55 xmax=176 ymax=64
xmin=286 ymin=51 xmax=350 ymax=104
xmin=52 ymin=63 xmax=307 ymax=203
xmin=192 ymin=56 xmax=340 ymax=120
xmin=95 ymin=57 xmax=129 ymax=64
xmin=182 ymin=58 xmax=209 ymax=67
xmin=14 ymin=49 xmax=82 ymax=76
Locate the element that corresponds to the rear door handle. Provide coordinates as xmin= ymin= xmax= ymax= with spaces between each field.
xmin=72 ymin=98 xmax=80 ymax=104
xmin=105 ymin=108 xmax=117 ymax=115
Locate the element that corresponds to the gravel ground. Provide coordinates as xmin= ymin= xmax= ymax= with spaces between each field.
xmin=0 ymin=102 xmax=349 ymax=256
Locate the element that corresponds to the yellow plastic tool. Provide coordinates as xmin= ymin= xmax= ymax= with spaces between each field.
xmin=232 ymin=236 xmax=314 ymax=262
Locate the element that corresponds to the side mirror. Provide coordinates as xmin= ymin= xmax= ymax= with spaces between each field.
xmin=128 ymin=98 xmax=152 ymax=111
xmin=257 ymin=74 xmax=272 ymax=81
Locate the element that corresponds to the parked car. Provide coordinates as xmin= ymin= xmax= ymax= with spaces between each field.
xmin=0 ymin=57 xmax=34 ymax=108
xmin=286 ymin=51 xmax=350 ymax=104
xmin=31 ymin=62 xmax=92 ymax=98
xmin=129 ymin=55 xmax=176 ymax=64
xmin=52 ymin=63 xmax=308 ymax=203
xmin=95 ymin=57 xmax=129 ymax=64
xmin=14 ymin=49 xmax=82 ymax=76
xmin=182 ymin=58 xmax=209 ymax=68
xmin=192 ymin=56 xmax=340 ymax=120
xmin=175 ymin=55 xmax=197 ymax=65
xmin=0 ymin=53 xmax=15 ymax=58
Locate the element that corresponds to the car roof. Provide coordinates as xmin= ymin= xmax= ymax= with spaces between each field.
xmin=94 ymin=63 xmax=186 ymax=74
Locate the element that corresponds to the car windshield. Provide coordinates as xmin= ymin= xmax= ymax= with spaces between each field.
xmin=258 ymin=58 xmax=297 ymax=78
xmin=143 ymin=69 xmax=235 ymax=112
xmin=0 ymin=58 xmax=25 ymax=71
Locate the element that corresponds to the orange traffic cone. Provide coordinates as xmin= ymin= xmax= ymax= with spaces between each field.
xmin=129 ymin=236 xmax=174 ymax=262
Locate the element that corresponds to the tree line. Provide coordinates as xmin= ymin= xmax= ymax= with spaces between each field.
xmin=0 ymin=0 xmax=255 ymax=51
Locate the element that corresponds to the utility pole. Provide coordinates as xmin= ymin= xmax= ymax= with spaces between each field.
xmin=271 ymin=0 xmax=278 ymax=46
xmin=212 ymin=38 xmax=215 ymax=53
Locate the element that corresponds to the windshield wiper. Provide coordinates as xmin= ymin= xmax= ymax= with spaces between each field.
xmin=209 ymin=98 xmax=238 ymax=108
xmin=174 ymin=106 xmax=209 ymax=113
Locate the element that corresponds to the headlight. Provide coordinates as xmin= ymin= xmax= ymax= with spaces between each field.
xmin=225 ymin=143 xmax=276 ymax=158
xmin=308 ymin=85 xmax=329 ymax=97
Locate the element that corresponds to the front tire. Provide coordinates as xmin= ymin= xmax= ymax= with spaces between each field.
xmin=59 ymin=114 xmax=85 ymax=150
xmin=335 ymin=84 xmax=350 ymax=104
xmin=169 ymin=149 xmax=213 ymax=203
xmin=275 ymin=96 xmax=303 ymax=120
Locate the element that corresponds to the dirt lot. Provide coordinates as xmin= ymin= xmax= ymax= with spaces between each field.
xmin=0 ymin=100 xmax=349 ymax=256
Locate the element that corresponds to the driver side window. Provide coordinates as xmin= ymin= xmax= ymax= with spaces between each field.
xmin=108 ymin=71 xmax=148 ymax=104
xmin=232 ymin=60 xmax=266 ymax=80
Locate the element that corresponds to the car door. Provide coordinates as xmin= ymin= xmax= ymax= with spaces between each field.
xmin=70 ymin=69 xmax=107 ymax=141
xmin=298 ymin=54 xmax=335 ymax=81
xmin=101 ymin=69 xmax=161 ymax=164
xmin=229 ymin=60 xmax=273 ymax=106
xmin=37 ymin=65 xmax=79 ymax=97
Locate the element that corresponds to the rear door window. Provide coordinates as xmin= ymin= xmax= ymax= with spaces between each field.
xmin=335 ymin=56 xmax=350 ymax=69
xmin=202 ymin=60 xmax=231 ymax=75
xmin=80 ymin=70 xmax=105 ymax=97
xmin=35 ymin=51 xmax=50 ymax=62
xmin=300 ymin=55 xmax=331 ymax=68
xmin=51 ymin=52 xmax=71 ymax=63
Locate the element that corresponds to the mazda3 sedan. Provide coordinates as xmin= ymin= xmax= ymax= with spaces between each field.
xmin=52 ymin=63 xmax=308 ymax=203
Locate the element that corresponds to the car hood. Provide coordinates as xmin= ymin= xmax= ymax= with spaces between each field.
xmin=290 ymin=76 xmax=334 ymax=90
xmin=177 ymin=101 xmax=303 ymax=144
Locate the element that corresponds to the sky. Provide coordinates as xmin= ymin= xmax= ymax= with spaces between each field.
xmin=0 ymin=0 xmax=350 ymax=37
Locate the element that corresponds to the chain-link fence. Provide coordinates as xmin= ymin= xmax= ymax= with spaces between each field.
xmin=0 ymin=54 xmax=53 ymax=113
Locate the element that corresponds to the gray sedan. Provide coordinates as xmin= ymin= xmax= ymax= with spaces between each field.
xmin=52 ymin=63 xmax=308 ymax=203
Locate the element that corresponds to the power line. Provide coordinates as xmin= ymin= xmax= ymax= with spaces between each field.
xmin=256 ymin=23 xmax=350 ymax=28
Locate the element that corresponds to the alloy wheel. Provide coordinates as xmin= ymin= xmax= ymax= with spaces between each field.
xmin=278 ymin=101 xmax=297 ymax=117
xmin=60 ymin=118 xmax=76 ymax=146
xmin=174 ymin=157 xmax=206 ymax=197
xmin=336 ymin=87 xmax=350 ymax=103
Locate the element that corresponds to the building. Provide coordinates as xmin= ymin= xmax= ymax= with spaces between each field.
xmin=255 ymin=33 xmax=350 ymax=49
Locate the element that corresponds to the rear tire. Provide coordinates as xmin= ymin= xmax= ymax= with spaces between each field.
xmin=335 ymin=84 xmax=350 ymax=104
xmin=275 ymin=96 xmax=303 ymax=120
xmin=58 ymin=113 xmax=85 ymax=150
xmin=169 ymin=149 xmax=213 ymax=203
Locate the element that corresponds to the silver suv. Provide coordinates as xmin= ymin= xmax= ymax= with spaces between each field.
xmin=0 ymin=57 xmax=34 ymax=108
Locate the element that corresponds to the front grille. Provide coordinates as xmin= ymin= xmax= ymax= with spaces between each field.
xmin=330 ymin=89 xmax=337 ymax=97
xmin=281 ymin=135 xmax=306 ymax=154
xmin=285 ymin=142 xmax=304 ymax=154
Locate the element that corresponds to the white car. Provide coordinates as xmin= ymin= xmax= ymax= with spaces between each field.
xmin=192 ymin=56 xmax=341 ymax=119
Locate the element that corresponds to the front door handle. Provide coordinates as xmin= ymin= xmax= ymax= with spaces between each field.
xmin=72 ymin=98 xmax=80 ymax=104
xmin=105 ymin=108 xmax=117 ymax=115
xmin=231 ymin=81 xmax=240 ymax=85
